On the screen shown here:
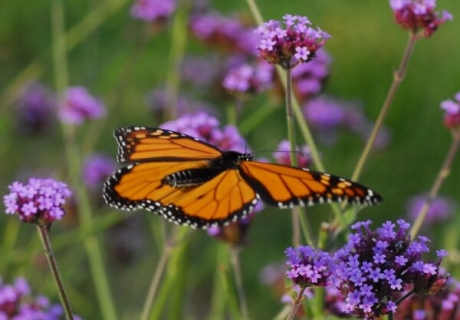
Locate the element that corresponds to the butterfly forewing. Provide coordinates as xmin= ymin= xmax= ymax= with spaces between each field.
xmin=115 ymin=127 xmax=222 ymax=163
xmin=239 ymin=161 xmax=381 ymax=207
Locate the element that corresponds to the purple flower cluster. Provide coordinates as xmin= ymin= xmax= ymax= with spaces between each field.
xmin=0 ymin=277 xmax=77 ymax=319
xmin=332 ymin=220 xmax=448 ymax=319
xmin=130 ymin=0 xmax=176 ymax=22
xmin=223 ymin=60 xmax=273 ymax=94
xmin=285 ymin=246 xmax=332 ymax=287
xmin=273 ymin=140 xmax=312 ymax=168
xmin=190 ymin=11 xmax=258 ymax=54
xmin=83 ymin=154 xmax=117 ymax=191
xmin=161 ymin=112 xmax=249 ymax=153
xmin=255 ymin=14 xmax=330 ymax=69
xmin=180 ymin=55 xmax=223 ymax=90
xmin=406 ymin=193 xmax=455 ymax=224
xmin=440 ymin=92 xmax=460 ymax=129
xmin=3 ymin=178 xmax=72 ymax=225
xmin=58 ymin=87 xmax=106 ymax=125
xmin=16 ymin=82 xmax=56 ymax=133
xmin=291 ymin=49 xmax=331 ymax=102
xmin=395 ymin=273 xmax=460 ymax=320
xmin=389 ymin=0 xmax=452 ymax=37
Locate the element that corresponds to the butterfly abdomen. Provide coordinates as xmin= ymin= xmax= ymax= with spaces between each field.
xmin=163 ymin=168 xmax=223 ymax=188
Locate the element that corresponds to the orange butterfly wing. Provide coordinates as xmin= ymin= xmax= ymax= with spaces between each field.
xmin=104 ymin=161 xmax=258 ymax=228
xmin=104 ymin=127 xmax=260 ymax=228
xmin=104 ymin=126 xmax=382 ymax=229
xmin=114 ymin=126 xmax=222 ymax=163
xmin=239 ymin=161 xmax=381 ymax=207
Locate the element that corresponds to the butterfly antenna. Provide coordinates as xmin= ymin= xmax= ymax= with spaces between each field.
xmin=270 ymin=150 xmax=305 ymax=158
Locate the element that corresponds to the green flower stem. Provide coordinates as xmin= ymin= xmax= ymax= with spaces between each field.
xmin=226 ymin=99 xmax=239 ymax=127
xmin=312 ymin=287 xmax=325 ymax=319
xmin=209 ymin=245 xmax=229 ymax=319
xmin=37 ymin=225 xmax=74 ymax=320
xmin=410 ymin=130 xmax=460 ymax=238
xmin=277 ymin=65 xmax=324 ymax=171
xmin=230 ymin=247 xmax=249 ymax=320
xmin=0 ymin=219 xmax=20 ymax=270
xmin=351 ymin=32 xmax=417 ymax=182
xmin=238 ymin=99 xmax=278 ymax=133
xmin=1 ymin=0 xmax=130 ymax=113
xmin=317 ymin=222 xmax=330 ymax=250
xmin=245 ymin=0 xmax=264 ymax=25
xmin=286 ymin=286 xmax=307 ymax=320
xmin=140 ymin=225 xmax=180 ymax=320
xmin=285 ymin=69 xmax=298 ymax=167
xmin=67 ymin=142 xmax=119 ymax=320
xmin=284 ymin=68 xmax=302 ymax=247
xmin=51 ymin=0 xmax=68 ymax=93
xmin=51 ymin=1 xmax=117 ymax=319
xmin=299 ymin=210 xmax=315 ymax=247
xmin=164 ymin=0 xmax=190 ymax=121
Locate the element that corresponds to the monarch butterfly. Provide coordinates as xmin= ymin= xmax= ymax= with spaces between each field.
xmin=103 ymin=126 xmax=382 ymax=229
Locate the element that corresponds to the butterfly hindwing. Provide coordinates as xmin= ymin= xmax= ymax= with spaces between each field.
xmin=156 ymin=169 xmax=259 ymax=228
xmin=239 ymin=161 xmax=381 ymax=207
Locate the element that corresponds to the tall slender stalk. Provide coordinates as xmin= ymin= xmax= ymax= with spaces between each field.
xmin=164 ymin=0 xmax=189 ymax=121
xmin=1 ymin=0 xmax=131 ymax=113
xmin=37 ymin=225 xmax=74 ymax=320
xmin=51 ymin=1 xmax=117 ymax=319
xmin=410 ymin=131 xmax=460 ymax=238
xmin=286 ymin=286 xmax=307 ymax=320
xmin=284 ymin=68 xmax=302 ymax=247
xmin=351 ymin=33 xmax=417 ymax=181
xmin=140 ymin=226 xmax=180 ymax=320
xmin=230 ymin=247 xmax=249 ymax=320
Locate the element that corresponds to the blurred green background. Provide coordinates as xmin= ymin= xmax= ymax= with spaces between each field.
xmin=1 ymin=0 xmax=460 ymax=319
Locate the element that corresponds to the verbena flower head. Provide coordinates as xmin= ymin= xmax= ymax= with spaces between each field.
xmin=181 ymin=55 xmax=222 ymax=90
xmin=130 ymin=0 xmax=176 ymax=22
xmin=285 ymin=246 xmax=332 ymax=287
xmin=15 ymin=82 xmax=56 ymax=134
xmin=303 ymin=95 xmax=347 ymax=130
xmin=0 ymin=277 xmax=79 ymax=319
xmin=3 ymin=178 xmax=72 ymax=225
xmin=223 ymin=60 xmax=273 ymax=94
xmin=395 ymin=272 xmax=460 ymax=320
xmin=440 ymin=92 xmax=460 ymax=129
xmin=161 ymin=112 xmax=249 ymax=153
xmin=390 ymin=0 xmax=453 ymax=37
xmin=291 ymin=49 xmax=331 ymax=102
xmin=190 ymin=11 xmax=258 ymax=54
xmin=83 ymin=154 xmax=117 ymax=191
xmin=255 ymin=14 xmax=331 ymax=69
xmin=273 ymin=140 xmax=312 ymax=168
xmin=58 ymin=86 xmax=106 ymax=125
xmin=332 ymin=220 xmax=449 ymax=319
xmin=407 ymin=193 xmax=455 ymax=224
